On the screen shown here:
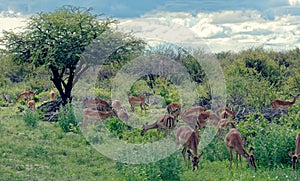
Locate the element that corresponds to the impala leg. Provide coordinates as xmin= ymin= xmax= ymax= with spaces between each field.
xmin=140 ymin=104 xmax=143 ymax=112
xmin=157 ymin=128 xmax=161 ymax=137
xmin=236 ymin=152 xmax=239 ymax=168
xmin=182 ymin=147 xmax=187 ymax=167
xmin=165 ymin=126 xmax=169 ymax=137
xmin=229 ymin=149 xmax=233 ymax=169
xmin=239 ymin=154 xmax=242 ymax=168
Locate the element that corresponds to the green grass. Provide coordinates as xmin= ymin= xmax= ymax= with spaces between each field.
xmin=1 ymin=107 xmax=300 ymax=181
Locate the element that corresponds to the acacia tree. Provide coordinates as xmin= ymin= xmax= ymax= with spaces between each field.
xmin=0 ymin=6 xmax=145 ymax=105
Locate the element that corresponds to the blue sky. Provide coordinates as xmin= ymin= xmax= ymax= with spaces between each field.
xmin=0 ymin=0 xmax=297 ymax=18
xmin=1 ymin=0 xmax=300 ymax=52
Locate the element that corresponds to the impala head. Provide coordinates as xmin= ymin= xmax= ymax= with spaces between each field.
xmin=247 ymin=147 xmax=256 ymax=170
xmin=289 ymin=152 xmax=300 ymax=170
xmin=188 ymin=150 xmax=203 ymax=171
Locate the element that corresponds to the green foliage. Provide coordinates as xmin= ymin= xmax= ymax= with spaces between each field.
xmin=93 ymin=87 xmax=111 ymax=100
xmin=237 ymin=113 xmax=298 ymax=168
xmin=252 ymin=124 xmax=296 ymax=168
xmin=116 ymin=153 xmax=182 ymax=181
xmin=23 ymin=109 xmax=40 ymax=127
xmin=58 ymin=102 xmax=78 ymax=133
xmin=105 ymin=116 xmax=130 ymax=139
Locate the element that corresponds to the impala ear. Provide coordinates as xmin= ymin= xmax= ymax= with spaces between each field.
xmin=289 ymin=152 xmax=293 ymax=157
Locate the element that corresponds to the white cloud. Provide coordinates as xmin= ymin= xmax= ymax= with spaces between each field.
xmin=120 ymin=10 xmax=300 ymax=53
xmin=289 ymin=0 xmax=300 ymax=6
xmin=1 ymin=9 xmax=300 ymax=53
xmin=0 ymin=17 xmax=27 ymax=37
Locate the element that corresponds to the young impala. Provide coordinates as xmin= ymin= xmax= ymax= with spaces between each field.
xmin=224 ymin=128 xmax=256 ymax=170
xmin=289 ymin=132 xmax=300 ymax=170
xmin=271 ymin=94 xmax=300 ymax=116
xmin=127 ymin=92 xmax=147 ymax=112
xmin=27 ymin=100 xmax=36 ymax=111
xmin=141 ymin=114 xmax=175 ymax=137
xmin=176 ymin=125 xmax=203 ymax=170
xmin=15 ymin=91 xmax=35 ymax=103
xmin=49 ymin=90 xmax=55 ymax=100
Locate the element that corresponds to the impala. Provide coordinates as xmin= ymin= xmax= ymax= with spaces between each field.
xmin=27 ymin=100 xmax=35 ymax=111
xmin=175 ymin=106 xmax=206 ymax=129
xmin=271 ymin=94 xmax=300 ymax=115
xmin=49 ymin=90 xmax=55 ymax=100
xmin=166 ymin=102 xmax=182 ymax=118
xmin=224 ymin=128 xmax=256 ymax=170
xmin=183 ymin=106 xmax=206 ymax=116
xmin=197 ymin=110 xmax=221 ymax=128
xmin=83 ymin=97 xmax=111 ymax=111
xmin=116 ymin=108 xmax=129 ymax=123
xmin=289 ymin=132 xmax=300 ymax=170
xmin=217 ymin=119 xmax=235 ymax=136
xmin=217 ymin=108 xmax=235 ymax=120
xmin=111 ymin=100 xmax=122 ymax=112
xmin=141 ymin=114 xmax=175 ymax=137
xmin=176 ymin=125 xmax=203 ymax=170
xmin=127 ymin=92 xmax=146 ymax=112
xmin=82 ymin=108 xmax=116 ymax=131
xmin=15 ymin=91 xmax=35 ymax=103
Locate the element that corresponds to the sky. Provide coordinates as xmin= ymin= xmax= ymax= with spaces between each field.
xmin=0 ymin=0 xmax=300 ymax=53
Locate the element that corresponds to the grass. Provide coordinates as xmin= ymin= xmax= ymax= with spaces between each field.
xmin=1 ymin=107 xmax=300 ymax=181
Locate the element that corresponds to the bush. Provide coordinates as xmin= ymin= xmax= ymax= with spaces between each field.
xmin=252 ymin=124 xmax=296 ymax=168
xmin=237 ymin=113 xmax=298 ymax=168
xmin=23 ymin=109 xmax=39 ymax=127
xmin=58 ymin=102 xmax=78 ymax=133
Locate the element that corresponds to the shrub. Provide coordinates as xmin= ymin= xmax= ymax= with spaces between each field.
xmin=58 ymin=102 xmax=78 ymax=133
xmin=237 ymin=113 xmax=297 ymax=168
xmin=252 ymin=124 xmax=296 ymax=168
xmin=23 ymin=109 xmax=39 ymax=127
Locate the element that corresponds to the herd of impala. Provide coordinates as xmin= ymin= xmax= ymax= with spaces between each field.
xmin=15 ymin=90 xmax=300 ymax=171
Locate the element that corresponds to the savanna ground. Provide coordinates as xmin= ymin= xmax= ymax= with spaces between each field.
xmin=1 ymin=107 xmax=300 ymax=181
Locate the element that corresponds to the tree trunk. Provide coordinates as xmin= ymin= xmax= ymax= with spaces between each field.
xmin=50 ymin=65 xmax=73 ymax=106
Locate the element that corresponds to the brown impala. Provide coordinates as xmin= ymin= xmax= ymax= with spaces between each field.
xmin=224 ymin=128 xmax=256 ymax=170
xmin=15 ymin=91 xmax=35 ymax=103
xmin=271 ymin=94 xmax=300 ymax=115
xmin=82 ymin=108 xmax=116 ymax=131
xmin=141 ymin=114 xmax=175 ymax=137
xmin=49 ymin=90 xmax=55 ymax=100
xmin=216 ymin=107 xmax=235 ymax=120
xmin=127 ymin=92 xmax=147 ymax=112
xmin=176 ymin=125 xmax=203 ymax=171
xmin=289 ymin=132 xmax=300 ymax=170
xmin=166 ymin=102 xmax=182 ymax=118
xmin=27 ymin=100 xmax=36 ymax=111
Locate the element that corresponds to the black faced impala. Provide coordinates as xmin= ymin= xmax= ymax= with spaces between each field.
xmin=224 ymin=128 xmax=256 ymax=170
xmin=176 ymin=125 xmax=203 ymax=171
xmin=289 ymin=132 xmax=300 ymax=170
